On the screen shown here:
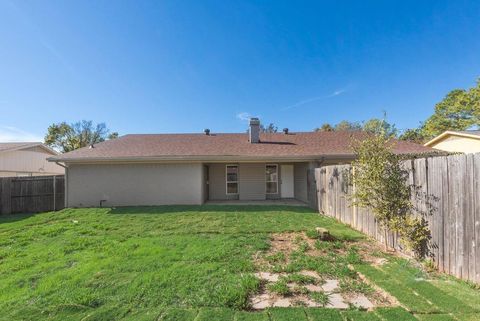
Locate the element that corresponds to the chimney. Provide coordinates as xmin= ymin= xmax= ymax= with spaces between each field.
xmin=249 ymin=118 xmax=260 ymax=143
xmin=204 ymin=128 xmax=210 ymax=135
xmin=283 ymin=128 xmax=289 ymax=134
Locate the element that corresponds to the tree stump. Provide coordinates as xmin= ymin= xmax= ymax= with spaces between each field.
xmin=315 ymin=227 xmax=330 ymax=240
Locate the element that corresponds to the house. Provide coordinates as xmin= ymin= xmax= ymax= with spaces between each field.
xmin=49 ymin=118 xmax=434 ymax=208
xmin=0 ymin=142 xmax=64 ymax=177
xmin=424 ymin=130 xmax=480 ymax=153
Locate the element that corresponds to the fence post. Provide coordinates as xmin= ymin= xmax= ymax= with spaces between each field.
xmin=1 ymin=178 xmax=12 ymax=215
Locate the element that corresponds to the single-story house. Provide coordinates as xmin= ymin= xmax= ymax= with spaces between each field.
xmin=424 ymin=130 xmax=480 ymax=154
xmin=0 ymin=142 xmax=64 ymax=177
xmin=49 ymin=118 xmax=434 ymax=208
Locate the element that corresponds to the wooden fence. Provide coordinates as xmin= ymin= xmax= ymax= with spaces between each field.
xmin=315 ymin=153 xmax=480 ymax=283
xmin=0 ymin=175 xmax=65 ymax=215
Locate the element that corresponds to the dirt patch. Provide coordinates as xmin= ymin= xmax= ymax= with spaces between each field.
xmin=250 ymin=231 xmax=397 ymax=310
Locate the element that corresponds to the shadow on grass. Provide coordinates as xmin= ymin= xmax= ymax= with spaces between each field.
xmin=108 ymin=204 xmax=316 ymax=215
xmin=0 ymin=212 xmax=37 ymax=224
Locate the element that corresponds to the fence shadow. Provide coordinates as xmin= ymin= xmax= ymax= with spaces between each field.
xmin=0 ymin=212 xmax=37 ymax=224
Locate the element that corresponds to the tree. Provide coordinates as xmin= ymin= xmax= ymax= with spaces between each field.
xmin=350 ymin=134 xmax=429 ymax=255
xmin=399 ymin=128 xmax=426 ymax=144
xmin=45 ymin=120 xmax=118 ymax=153
xmin=421 ymin=80 xmax=480 ymax=139
xmin=315 ymin=123 xmax=334 ymax=132
xmin=363 ymin=118 xmax=397 ymax=137
xmin=335 ymin=120 xmax=362 ymax=131
xmin=260 ymin=123 xmax=278 ymax=133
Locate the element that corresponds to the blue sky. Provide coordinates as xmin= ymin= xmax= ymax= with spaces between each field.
xmin=1 ymin=0 xmax=480 ymax=141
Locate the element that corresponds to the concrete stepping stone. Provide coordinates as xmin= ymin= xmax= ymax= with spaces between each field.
xmin=348 ymin=294 xmax=374 ymax=309
xmin=301 ymin=298 xmax=322 ymax=307
xmin=305 ymin=284 xmax=323 ymax=292
xmin=272 ymin=297 xmax=292 ymax=307
xmin=299 ymin=270 xmax=321 ymax=279
xmin=254 ymin=272 xmax=280 ymax=282
xmin=325 ymin=293 xmax=349 ymax=309
xmin=251 ymin=293 xmax=271 ymax=310
xmin=322 ymin=279 xmax=339 ymax=292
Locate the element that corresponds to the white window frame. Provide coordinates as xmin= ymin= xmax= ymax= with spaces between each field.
xmin=226 ymin=164 xmax=239 ymax=195
xmin=265 ymin=164 xmax=278 ymax=194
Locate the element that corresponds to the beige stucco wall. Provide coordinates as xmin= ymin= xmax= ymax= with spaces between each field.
xmin=239 ymin=163 xmax=266 ymax=201
xmin=294 ymin=163 xmax=308 ymax=203
xmin=429 ymin=136 xmax=480 ymax=154
xmin=66 ymin=163 xmax=204 ymax=207
xmin=0 ymin=149 xmax=64 ymax=177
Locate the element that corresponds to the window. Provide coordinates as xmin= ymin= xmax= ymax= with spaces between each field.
xmin=265 ymin=164 xmax=278 ymax=194
xmin=226 ymin=165 xmax=238 ymax=194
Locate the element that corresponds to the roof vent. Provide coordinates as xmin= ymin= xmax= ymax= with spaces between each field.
xmin=89 ymin=144 xmax=95 ymax=149
xmin=283 ymin=128 xmax=289 ymax=134
xmin=204 ymin=128 xmax=210 ymax=135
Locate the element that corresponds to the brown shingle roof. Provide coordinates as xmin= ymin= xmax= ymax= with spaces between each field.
xmin=0 ymin=142 xmax=58 ymax=155
xmin=0 ymin=142 xmax=39 ymax=152
xmin=49 ymin=131 xmax=436 ymax=162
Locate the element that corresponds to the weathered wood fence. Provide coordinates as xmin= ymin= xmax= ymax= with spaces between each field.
xmin=315 ymin=153 xmax=480 ymax=283
xmin=0 ymin=175 xmax=65 ymax=215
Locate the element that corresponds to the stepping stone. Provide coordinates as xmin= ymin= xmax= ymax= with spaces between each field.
xmin=254 ymin=272 xmax=280 ymax=282
xmin=322 ymin=279 xmax=339 ymax=292
xmin=303 ymin=298 xmax=322 ymax=307
xmin=374 ymin=258 xmax=388 ymax=266
xmin=251 ymin=293 xmax=271 ymax=310
xmin=348 ymin=294 xmax=374 ymax=309
xmin=252 ymin=299 xmax=271 ymax=309
xmin=299 ymin=270 xmax=321 ymax=279
xmin=325 ymin=293 xmax=349 ymax=309
xmin=305 ymin=284 xmax=323 ymax=292
xmin=272 ymin=297 xmax=292 ymax=307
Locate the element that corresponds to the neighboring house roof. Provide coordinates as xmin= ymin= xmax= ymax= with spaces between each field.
xmin=0 ymin=142 xmax=58 ymax=155
xmin=49 ymin=131 xmax=436 ymax=163
xmin=424 ymin=130 xmax=480 ymax=147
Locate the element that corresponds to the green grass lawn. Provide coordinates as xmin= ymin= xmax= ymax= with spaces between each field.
xmin=0 ymin=205 xmax=479 ymax=321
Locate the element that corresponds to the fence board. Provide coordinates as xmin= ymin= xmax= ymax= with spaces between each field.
xmin=0 ymin=175 xmax=64 ymax=215
xmin=316 ymin=153 xmax=480 ymax=283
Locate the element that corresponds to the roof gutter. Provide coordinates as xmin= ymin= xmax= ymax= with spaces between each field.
xmin=47 ymin=154 xmax=356 ymax=164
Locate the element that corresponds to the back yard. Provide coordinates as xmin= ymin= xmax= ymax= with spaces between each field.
xmin=0 ymin=206 xmax=478 ymax=321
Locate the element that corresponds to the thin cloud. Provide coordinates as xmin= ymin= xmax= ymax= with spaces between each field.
xmin=236 ymin=112 xmax=259 ymax=122
xmin=282 ymin=88 xmax=348 ymax=111
xmin=4 ymin=0 xmax=74 ymax=73
xmin=329 ymin=89 xmax=346 ymax=97
xmin=0 ymin=126 xmax=44 ymax=142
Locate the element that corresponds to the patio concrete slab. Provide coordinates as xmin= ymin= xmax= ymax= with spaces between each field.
xmin=205 ymin=199 xmax=307 ymax=206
